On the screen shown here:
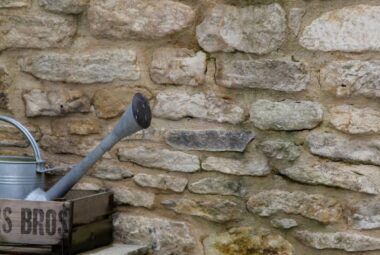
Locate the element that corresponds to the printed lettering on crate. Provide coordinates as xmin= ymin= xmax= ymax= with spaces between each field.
xmin=0 ymin=200 xmax=70 ymax=245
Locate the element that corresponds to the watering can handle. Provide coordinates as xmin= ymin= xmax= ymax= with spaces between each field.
xmin=0 ymin=116 xmax=44 ymax=172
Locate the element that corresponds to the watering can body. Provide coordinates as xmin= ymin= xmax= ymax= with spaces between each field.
xmin=0 ymin=116 xmax=45 ymax=199
xmin=0 ymin=156 xmax=44 ymax=199
xmin=0 ymin=93 xmax=151 ymax=201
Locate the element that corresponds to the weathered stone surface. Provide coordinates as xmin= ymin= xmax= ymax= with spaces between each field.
xmin=330 ymin=105 xmax=380 ymax=134
xmin=153 ymin=90 xmax=246 ymax=124
xmin=204 ymin=227 xmax=294 ymax=255
xmin=68 ymin=119 xmax=101 ymax=135
xmin=260 ymin=140 xmax=301 ymax=162
xmin=41 ymin=135 xmax=106 ymax=157
xmin=0 ymin=122 xmax=41 ymax=147
xmin=250 ymin=100 xmax=323 ymax=131
xmin=350 ymin=198 xmax=380 ymax=230
xmin=188 ymin=177 xmax=244 ymax=197
xmin=196 ymin=4 xmax=286 ymax=54
xmin=300 ymin=5 xmax=380 ymax=52
xmin=92 ymin=163 xmax=133 ymax=180
xmin=202 ymin=156 xmax=270 ymax=176
xmin=215 ymin=55 xmax=309 ymax=91
xmin=296 ymin=231 xmax=380 ymax=252
xmin=50 ymin=118 xmax=101 ymax=137
xmin=165 ymin=129 xmax=255 ymax=152
xmin=123 ymin=127 xmax=166 ymax=143
xmin=19 ymin=50 xmax=139 ymax=84
xmin=93 ymin=87 xmax=152 ymax=119
xmin=73 ymin=177 xmax=104 ymax=191
xmin=88 ymin=0 xmax=195 ymax=40
xmin=118 ymin=146 xmax=200 ymax=173
xmin=113 ymin=214 xmax=195 ymax=255
xmin=150 ymin=48 xmax=206 ymax=86
xmin=288 ymin=8 xmax=305 ymax=36
xmin=80 ymin=243 xmax=148 ymax=255
xmin=40 ymin=0 xmax=89 ymax=14
xmin=247 ymin=190 xmax=342 ymax=223
xmin=280 ymin=161 xmax=378 ymax=194
xmin=111 ymin=186 xmax=155 ymax=209
xmin=271 ymin=218 xmax=298 ymax=230
xmin=133 ymin=173 xmax=188 ymax=193
xmin=321 ymin=61 xmax=380 ymax=98
xmin=307 ymin=132 xmax=380 ymax=166
xmin=0 ymin=13 xmax=76 ymax=51
xmin=23 ymin=89 xmax=90 ymax=117
xmin=0 ymin=0 xmax=29 ymax=8
xmin=0 ymin=66 xmax=9 ymax=110
xmin=162 ymin=197 xmax=244 ymax=223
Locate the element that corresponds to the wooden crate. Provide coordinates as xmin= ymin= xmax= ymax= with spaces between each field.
xmin=0 ymin=190 xmax=114 ymax=255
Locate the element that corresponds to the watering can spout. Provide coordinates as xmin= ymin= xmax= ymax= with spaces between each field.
xmin=25 ymin=93 xmax=152 ymax=201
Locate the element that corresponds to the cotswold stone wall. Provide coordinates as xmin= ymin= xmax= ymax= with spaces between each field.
xmin=1 ymin=0 xmax=380 ymax=254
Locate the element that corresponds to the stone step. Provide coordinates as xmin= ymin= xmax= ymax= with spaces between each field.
xmin=79 ymin=243 xmax=148 ymax=255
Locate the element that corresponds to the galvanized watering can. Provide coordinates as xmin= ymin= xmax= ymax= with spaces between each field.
xmin=0 ymin=93 xmax=151 ymax=201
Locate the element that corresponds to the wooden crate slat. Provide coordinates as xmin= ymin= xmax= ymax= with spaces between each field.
xmin=0 ymin=191 xmax=113 ymax=254
xmin=0 ymin=244 xmax=52 ymax=254
xmin=71 ymin=218 xmax=113 ymax=254
xmin=71 ymin=191 xmax=113 ymax=225
xmin=0 ymin=199 xmax=71 ymax=245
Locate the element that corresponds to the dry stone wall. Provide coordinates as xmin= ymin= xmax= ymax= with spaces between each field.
xmin=1 ymin=0 xmax=380 ymax=254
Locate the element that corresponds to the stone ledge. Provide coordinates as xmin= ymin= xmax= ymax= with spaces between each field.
xmin=79 ymin=243 xmax=148 ymax=255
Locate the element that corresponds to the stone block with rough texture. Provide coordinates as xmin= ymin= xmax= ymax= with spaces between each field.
xmin=153 ymin=90 xmax=246 ymax=124
xmin=260 ymin=140 xmax=301 ymax=162
xmin=271 ymin=218 xmax=298 ymax=230
xmin=133 ymin=173 xmax=188 ymax=193
xmin=216 ymin=55 xmax=309 ymax=91
xmin=204 ymin=227 xmax=294 ymax=255
xmin=288 ymin=8 xmax=305 ymax=36
xmin=39 ymin=0 xmax=89 ymax=14
xmin=0 ymin=13 xmax=76 ymax=51
xmin=196 ymin=4 xmax=286 ymax=54
xmin=247 ymin=190 xmax=342 ymax=223
xmin=118 ymin=146 xmax=200 ymax=173
xmin=19 ymin=50 xmax=140 ymax=84
xmin=320 ymin=60 xmax=380 ymax=98
xmin=250 ymin=100 xmax=323 ymax=131
xmin=113 ymin=214 xmax=195 ymax=255
xmin=165 ymin=129 xmax=255 ymax=152
xmin=0 ymin=122 xmax=41 ymax=147
xmin=307 ymin=132 xmax=380 ymax=166
xmin=280 ymin=162 xmax=378 ymax=194
xmin=93 ymin=87 xmax=152 ymax=119
xmin=23 ymin=89 xmax=91 ymax=117
xmin=41 ymin=135 xmax=107 ymax=157
xmin=150 ymin=48 xmax=207 ymax=86
xmin=0 ymin=0 xmax=29 ymax=8
xmin=88 ymin=0 xmax=195 ymax=40
xmin=111 ymin=186 xmax=155 ymax=209
xmin=300 ymin=5 xmax=380 ymax=52
xmin=296 ymin=231 xmax=380 ymax=252
xmin=202 ymin=156 xmax=270 ymax=176
xmin=188 ymin=176 xmax=244 ymax=197
xmin=350 ymin=198 xmax=380 ymax=230
xmin=162 ymin=197 xmax=245 ymax=223
xmin=330 ymin=105 xmax=380 ymax=134
xmin=92 ymin=163 xmax=133 ymax=180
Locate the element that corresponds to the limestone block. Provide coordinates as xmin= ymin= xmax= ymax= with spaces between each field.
xmin=196 ymin=4 xmax=286 ymax=54
xmin=88 ymin=0 xmax=195 ymax=39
